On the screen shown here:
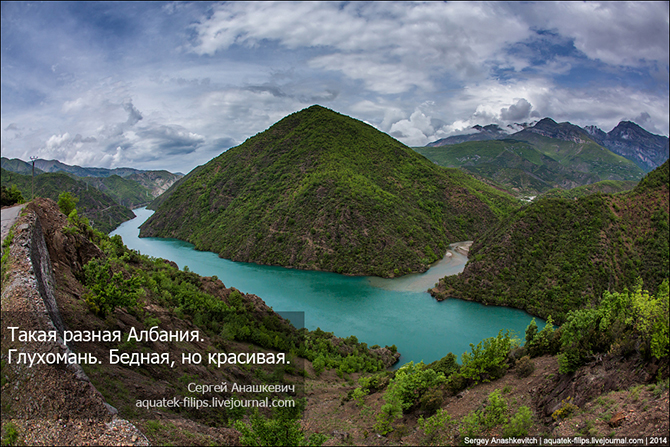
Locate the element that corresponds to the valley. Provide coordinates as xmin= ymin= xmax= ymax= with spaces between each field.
xmin=1 ymin=106 xmax=668 ymax=446
xmin=1 ymin=158 xmax=182 ymax=233
xmin=140 ymin=105 xmax=518 ymax=278
xmin=2 ymin=4 xmax=668 ymax=445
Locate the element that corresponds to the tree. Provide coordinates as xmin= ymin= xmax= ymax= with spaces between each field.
xmin=1 ymin=185 xmax=25 ymax=206
xmin=58 ymin=192 xmax=79 ymax=216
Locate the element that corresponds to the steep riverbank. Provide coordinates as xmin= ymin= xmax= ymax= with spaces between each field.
xmin=1 ymin=199 xmax=147 ymax=445
xmin=114 ymin=209 xmax=538 ymax=366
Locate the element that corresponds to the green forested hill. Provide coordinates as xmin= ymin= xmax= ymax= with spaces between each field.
xmin=1 ymin=157 xmax=44 ymax=175
xmin=141 ymin=105 xmax=519 ymax=277
xmin=430 ymin=160 xmax=669 ymax=323
xmin=82 ymin=174 xmax=154 ymax=208
xmin=414 ymin=139 xmax=601 ymax=195
xmin=508 ymin=131 xmax=645 ymax=181
xmin=1 ymin=168 xmax=134 ymax=233
xmin=2 ymin=157 xmax=183 ymax=204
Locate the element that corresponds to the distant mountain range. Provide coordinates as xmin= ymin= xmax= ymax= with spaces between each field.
xmin=426 ymin=118 xmax=669 ymax=172
xmin=0 ymin=167 xmax=135 ymax=233
xmin=584 ymin=121 xmax=669 ymax=172
xmin=417 ymin=118 xmax=667 ymax=196
xmin=1 ymin=157 xmax=183 ymax=232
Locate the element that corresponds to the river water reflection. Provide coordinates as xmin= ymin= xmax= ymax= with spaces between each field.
xmin=112 ymin=208 xmax=541 ymax=365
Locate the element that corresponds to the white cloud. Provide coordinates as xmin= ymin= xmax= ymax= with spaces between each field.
xmin=1 ymin=2 xmax=667 ymax=174
xmin=527 ymin=2 xmax=669 ymax=67
xmin=190 ymin=2 xmax=532 ymax=94
xmin=309 ymin=54 xmax=433 ymax=95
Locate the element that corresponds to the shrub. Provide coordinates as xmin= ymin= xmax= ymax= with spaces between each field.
xmin=1 ymin=422 xmax=20 ymax=446
xmin=461 ymin=330 xmax=515 ymax=383
xmin=420 ymin=387 xmax=445 ymax=414
xmin=503 ymin=406 xmax=533 ymax=437
xmin=460 ymin=410 xmax=482 ymax=439
xmin=383 ymin=362 xmax=446 ymax=414
xmin=350 ymin=387 xmax=369 ymax=406
xmin=459 ymin=389 xmax=523 ymax=440
xmin=525 ymin=318 xmax=538 ymax=345
xmin=446 ymin=372 xmax=467 ymax=395
xmin=480 ymin=389 xmax=507 ymax=429
xmin=515 ymin=356 xmax=535 ymax=378
xmin=1 ymin=185 xmax=24 ymax=206
xmin=552 ymin=397 xmax=578 ymax=421
xmin=82 ymin=259 xmax=142 ymax=317
xmin=234 ymin=406 xmax=326 ymax=446
xmin=417 ymin=408 xmax=453 ymax=443
xmin=312 ymin=355 xmax=326 ymax=376
xmin=558 ymin=279 xmax=668 ymax=373
xmin=58 ymin=192 xmax=79 ymax=216
xmin=428 ymin=352 xmax=459 ymax=377
xmin=526 ymin=316 xmax=560 ymax=357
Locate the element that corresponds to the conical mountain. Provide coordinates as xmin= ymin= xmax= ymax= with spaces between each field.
xmin=140 ymin=105 xmax=518 ymax=277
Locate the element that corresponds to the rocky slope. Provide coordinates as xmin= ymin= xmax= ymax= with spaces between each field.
xmin=1 ymin=199 xmax=148 ymax=446
xmin=586 ymin=121 xmax=670 ymax=172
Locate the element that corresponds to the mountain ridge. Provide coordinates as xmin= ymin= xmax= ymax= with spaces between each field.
xmin=426 ymin=118 xmax=669 ymax=172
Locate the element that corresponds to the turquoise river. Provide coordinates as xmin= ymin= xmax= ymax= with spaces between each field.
xmin=112 ymin=208 xmax=543 ymax=366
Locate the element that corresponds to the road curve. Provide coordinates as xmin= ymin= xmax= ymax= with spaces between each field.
xmin=1 ymin=203 xmax=26 ymax=244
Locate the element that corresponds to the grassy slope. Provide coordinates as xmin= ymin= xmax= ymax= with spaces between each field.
xmin=414 ymin=139 xmax=632 ymax=195
xmin=141 ymin=105 xmax=519 ymax=277
xmin=0 ymin=168 xmax=134 ymax=233
xmin=430 ymin=160 xmax=669 ymax=323
xmin=509 ymin=132 xmax=645 ymax=181
xmin=415 ymin=139 xmax=599 ymax=195
xmin=415 ymin=139 xmax=546 ymax=167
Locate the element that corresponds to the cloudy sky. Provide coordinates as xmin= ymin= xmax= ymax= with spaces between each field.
xmin=2 ymin=2 xmax=668 ymax=173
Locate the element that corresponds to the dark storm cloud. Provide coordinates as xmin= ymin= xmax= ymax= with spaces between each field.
xmin=501 ymin=99 xmax=533 ymax=121
xmin=123 ymin=100 xmax=143 ymax=126
xmin=137 ymin=125 xmax=205 ymax=155
xmin=246 ymin=84 xmax=287 ymax=98
xmin=246 ymin=84 xmax=339 ymax=103
xmin=211 ymin=137 xmax=237 ymax=149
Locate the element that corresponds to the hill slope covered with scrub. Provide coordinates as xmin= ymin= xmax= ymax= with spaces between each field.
xmin=430 ymin=160 xmax=669 ymax=323
xmin=141 ymin=105 xmax=519 ymax=277
xmin=0 ymin=168 xmax=135 ymax=233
